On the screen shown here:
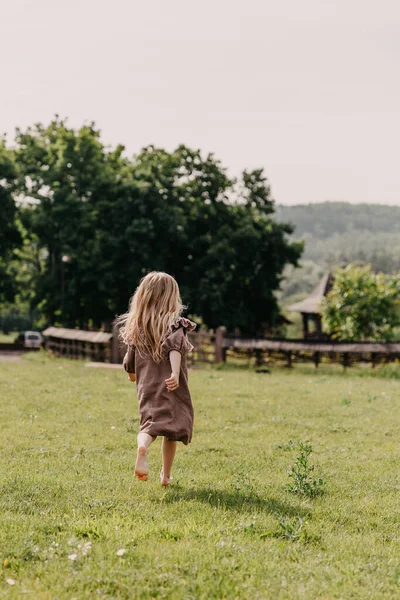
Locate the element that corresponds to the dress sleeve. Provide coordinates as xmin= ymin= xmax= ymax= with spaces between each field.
xmin=123 ymin=345 xmax=135 ymax=373
xmin=162 ymin=318 xmax=196 ymax=357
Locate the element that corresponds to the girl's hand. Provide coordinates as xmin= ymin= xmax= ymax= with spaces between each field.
xmin=128 ymin=373 xmax=136 ymax=382
xmin=165 ymin=372 xmax=179 ymax=392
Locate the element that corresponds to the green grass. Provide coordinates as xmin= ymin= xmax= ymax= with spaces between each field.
xmin=1 ymin=352 xmax=400 ymax=599
xmin=0 ymin=332 xmax=17 ymax=343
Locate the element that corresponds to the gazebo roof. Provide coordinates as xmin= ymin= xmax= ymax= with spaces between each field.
xmin=288 ymin=272 xmax=333 ymax=315
xmin=42 ymin=327 xmax=112 ymax=344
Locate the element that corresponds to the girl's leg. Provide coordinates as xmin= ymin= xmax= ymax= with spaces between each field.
xmin=135 ymin=432 xmax=155 ymax=481
xmin=161 ymin=437 xmax=177 ymax=486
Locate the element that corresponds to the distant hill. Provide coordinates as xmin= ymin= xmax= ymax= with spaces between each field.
xmin=276 ymin=202 xmax=400 ymax=237
xmin=276 ymin=202 xmax=400 ymax=274
xmin=275 ymin=202 xmax=400 ymax=334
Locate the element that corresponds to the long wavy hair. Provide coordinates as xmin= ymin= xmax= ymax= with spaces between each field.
xmin=117 ymin=272 xmax=184 ymax=362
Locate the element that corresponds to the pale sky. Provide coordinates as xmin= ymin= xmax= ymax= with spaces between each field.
xmin=2 ymin=0 xmax=400 ymax=205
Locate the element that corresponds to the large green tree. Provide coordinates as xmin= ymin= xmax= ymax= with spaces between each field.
xmin=322 ymin=265 xmax=400 ymax=341
xmin=15 ymin=118 xmax=125 ymax=326
xmin=0 ymin=141 xmax=21 ymax=302
xmin=179 ymin=167 xmax=302 ymax=332
xmin=101 ymin=147 xmax=303 ymax=333
xmin=12 ymin=119 xmax=303 ymax=334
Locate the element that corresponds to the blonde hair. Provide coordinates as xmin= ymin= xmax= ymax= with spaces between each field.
xmin=117 ymin=272 xmax=184 ymax=362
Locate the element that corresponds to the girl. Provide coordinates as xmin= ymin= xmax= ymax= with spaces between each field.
xmin=118 ymin=272 xmax=196 ymax=486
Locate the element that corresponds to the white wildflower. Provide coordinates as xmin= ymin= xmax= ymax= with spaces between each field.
xmin=81 ymin=542 xmax=92 ymax=556
xmin=68 ymin=554 xmax=78 ymax=561
xmin=116 ymin=549 xmax=126 ymax=556
xmin=6 ymin=578 xmax=16 ymax=585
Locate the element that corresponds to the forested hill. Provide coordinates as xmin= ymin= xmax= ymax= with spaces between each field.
xmin=276 ymin=202 xmax=400 ymax=274
xmin=275 ymin=202 xmax=400 ymax=318
xmin=276 ymin=202 xmax=400 ymax=238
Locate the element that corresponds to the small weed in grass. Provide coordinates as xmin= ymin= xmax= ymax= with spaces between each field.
xmin=276 ymin=516 xmax=304 ymax=541
xmin=74 ymin=524 xmax=101 ymax=539
xmin=260 ymin=516 xmax=305 ymax=542
xmin=342 ymin=396 xmax=352 ymax=406
xmin=287 ymin=441 xmax=326 ymax=497
xmin=232 ymin=472 xmax=256 ymax=495
xmin=277 ymin=440 xmax=296 ymax=451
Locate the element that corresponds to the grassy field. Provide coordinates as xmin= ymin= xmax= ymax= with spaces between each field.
xmin=1 ymin=353 xmax=400 ymax=599
xmin=0 ymin=332 xmax=17 ymax=344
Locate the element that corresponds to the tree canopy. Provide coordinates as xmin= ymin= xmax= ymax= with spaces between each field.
xmin=3 ymin=118 xmax=303 ymax=334
xmin=321 ymin=265 xmax=400 ymax=341
xmin=0 ymin=140 xmax=21 ymax=302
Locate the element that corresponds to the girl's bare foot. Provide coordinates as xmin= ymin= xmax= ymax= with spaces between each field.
xmin=135 ymin=446 xmax=149 ymax=481
xmin=160 ymin=472 xmax=173 ymax=486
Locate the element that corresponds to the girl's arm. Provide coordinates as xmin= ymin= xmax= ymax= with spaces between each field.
xmin=123 ymin=346 xmax=136 ymax=382
xmin=165 ymin=350 xmax=181 ymax=392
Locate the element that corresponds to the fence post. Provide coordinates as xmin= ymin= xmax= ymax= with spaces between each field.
xmin=111 ymin=320 xmax=121 ymax=364
xmin=215 ymin=326 xmax=227 ymax=363
xmin=254 ymin=349 xmax=263 ymax=367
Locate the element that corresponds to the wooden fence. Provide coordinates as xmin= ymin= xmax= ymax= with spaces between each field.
xmin=42 ymin=325 xmax=400 ymax=369
xmin=42 ymin=325 xmax=222 ymax=365
xmin=187 ymin=330 xmax=218 ymax=365
xmin=221 ymin=336 xmax=400 ymax=368
xmin=111 ymin=326 xmax=220 ymax=366
xmin=0 ymin=342 xmax=24 ymax=352
xmin=42 ymin=327 xmax=113 ymax=362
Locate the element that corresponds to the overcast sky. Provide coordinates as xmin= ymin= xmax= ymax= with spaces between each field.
xmin=2 ymin=0 xmax=400 ymax=205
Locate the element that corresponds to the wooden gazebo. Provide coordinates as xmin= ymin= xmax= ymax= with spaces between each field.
xmin=288 ymin=273 xmax=334 ymax=339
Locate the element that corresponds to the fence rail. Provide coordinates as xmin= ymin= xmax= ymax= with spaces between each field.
xmin=43 ymin=327 xmax=113 ymax=362
xmin=41 ymin=325 xmax=400 ymax=369
xmin=0 ymin=342 xmax=24 ymax=352
xmin=222 ymin=337 xmax=400 ymax=368
xmin=223 ymin=338 xmax=400 ymax=353
xmin=187 ymin=331 xmax=216 ymax=365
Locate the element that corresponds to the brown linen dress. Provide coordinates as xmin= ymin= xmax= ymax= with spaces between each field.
xmin=123 ymin=317 xmax=196 ymax=445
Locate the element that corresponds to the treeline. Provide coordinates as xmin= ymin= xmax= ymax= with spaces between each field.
xmin=276 ymin=202 xmax=400 ymax=274
xmin=0 ymin=118 xmax=302 ymax=335
xmin=276 ymin=202 xmax=400 ymax=238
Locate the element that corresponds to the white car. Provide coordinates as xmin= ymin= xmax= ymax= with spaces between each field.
xmin=16 ymin=331 xmax=43 ymax=349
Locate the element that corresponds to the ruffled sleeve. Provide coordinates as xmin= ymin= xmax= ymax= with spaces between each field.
xmin=162 ymin=317 xmax=196 ymax=357
xmin=123 ymin=344 xmax=135 ymax=373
